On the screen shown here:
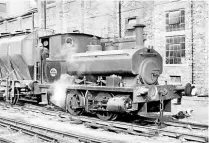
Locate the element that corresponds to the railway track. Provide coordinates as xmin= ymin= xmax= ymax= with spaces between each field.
xmin=16 ymin=103 xmax=209 ymax=130
xmin=0 ymin=102 xmax=208 ymax=143
xmin=163 ymin=119 xmax=208 ymax=129
xmin=0 ymin=115 xmax=114 ymax=143
xmin=0 ymin=138 xmax=15 ymax=143
xmin=140 ymin=116 xmax=208 ymax=130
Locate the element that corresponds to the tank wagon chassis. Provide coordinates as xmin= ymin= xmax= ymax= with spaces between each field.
xmin=0 ymin=79 xmax=42 ymax=105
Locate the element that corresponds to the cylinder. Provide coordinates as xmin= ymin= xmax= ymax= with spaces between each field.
xmin=107 ymin=96 xmax=132 ymax=113
xmin=134 ymin=24 xmax=146 ymax=49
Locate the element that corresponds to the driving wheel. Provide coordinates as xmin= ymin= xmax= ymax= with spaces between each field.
xmin=66 ymin=90 xmax=84 ymax=116
xmin=95 ymin=92 xmax=118 ymax=121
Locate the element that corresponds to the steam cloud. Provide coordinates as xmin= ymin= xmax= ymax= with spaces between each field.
xmin=50 ymin=74 xmax=71 ymax=109
xmin=49 ymin=41 xmax=87 ymax=109
xmin=49 ymin=42 xmax=78 ymax=109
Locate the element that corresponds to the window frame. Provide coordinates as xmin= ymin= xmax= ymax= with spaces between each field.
xmin=165 ymin=9 xmax=185 ymax=32
xmin=169 ymin=75 xmax=181 ymax=85
xmin=46 ymin=0 xmax=56 ymax=5
xmin=46 ymin=0 xmax=56 ymax=8
xmin=165 ymin=35 xmax=186 ymax=65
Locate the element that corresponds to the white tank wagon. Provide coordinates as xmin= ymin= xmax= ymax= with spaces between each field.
xmin=0 ymin=29 xmax=54 ymax=104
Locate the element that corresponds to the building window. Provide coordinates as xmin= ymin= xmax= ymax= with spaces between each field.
xmin=166 ymin=35 xmax=185 ymax=64
xmin=0 ymin=3 xmax=6 ymax=13
xmin=46 ymin=0 xmax=56 ymax=5
xmin=166 ymin=9 xmax=185 ymax=32
xmin=170 ymin=76 xmax=181 ymax=84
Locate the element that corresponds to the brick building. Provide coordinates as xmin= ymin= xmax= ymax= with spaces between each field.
xmin=0 ymin=0 xmax=208 ymax=95
xmin=0 ymin=0 xmax=38 ymax=32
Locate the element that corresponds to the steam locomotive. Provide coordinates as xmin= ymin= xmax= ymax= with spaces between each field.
xmin=0 ymin=17 xmax=191 ymax=120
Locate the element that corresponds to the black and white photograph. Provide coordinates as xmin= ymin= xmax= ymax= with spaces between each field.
xmin=0 ymin=0 xmax=208 ymax=142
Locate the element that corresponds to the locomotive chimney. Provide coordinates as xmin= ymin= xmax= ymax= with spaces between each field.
xmin=134 ymin=23 xmax=145 ymax=49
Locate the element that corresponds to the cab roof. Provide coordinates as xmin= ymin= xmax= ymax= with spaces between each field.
xmin=39 ymin=32 xmax=101 ymax=39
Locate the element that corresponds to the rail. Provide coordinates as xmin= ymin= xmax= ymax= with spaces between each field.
xmin=0 ymin=115 xmax=114 ymax=143
xmin=0 ymin=102 xmax=208 ymax=143
xmin=0 ymin=138 xmax=15 ymax=143
xmin=140 ymin=116 xmax=208 ymax=130
xmin=12 ymin=104 xmax=209 ymax=142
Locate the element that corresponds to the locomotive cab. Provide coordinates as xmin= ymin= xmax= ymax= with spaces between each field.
xmin=38 ymin=33 xmax=101 ymax=83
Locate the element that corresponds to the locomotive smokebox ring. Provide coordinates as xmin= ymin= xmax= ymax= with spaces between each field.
xmin=139 ymin=58 xmax=160 ymax=85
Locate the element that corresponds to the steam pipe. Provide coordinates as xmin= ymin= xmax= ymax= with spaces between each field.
xmin=134 ymin=24 xmax=146 ymax=49
xmin=119 ymin=1 xmax=122 ymax=38
xmin=191 ymin=0 xmax=194 ymax=84
xmin=43 ymin=0 xmax=46 ymax=29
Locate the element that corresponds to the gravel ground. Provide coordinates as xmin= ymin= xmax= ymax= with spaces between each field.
xmin=0 ymin=96 xmax=208 ymax=143
xmin=0 ymin=110 xmax=181 ymax=143
xmin=0 ymin=127 xmax=44 ymax=143
xmin=168 ymin=96 xmax=208 ymax=124
xmin=0 ymin=109 xmax=181 ymax=143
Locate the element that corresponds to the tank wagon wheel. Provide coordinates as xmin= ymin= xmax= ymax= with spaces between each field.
xmin=66 ymin=90 xmax=84 ymax=116
xmin=94 ymin=92 xmax=118 ymax=121
xmin=12 ymin=88 xmax=19 ymax=105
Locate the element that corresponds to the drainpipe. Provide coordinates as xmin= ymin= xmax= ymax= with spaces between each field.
xmin=40 ymin=0 xmax=47 ymax=83
xmin=43 ymin=0 xmax=46 ymax=29
xmin=119 ymin=1 xmax=122 ymax=38
xmin=191 ymin=0 xmax=194 ymax=84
